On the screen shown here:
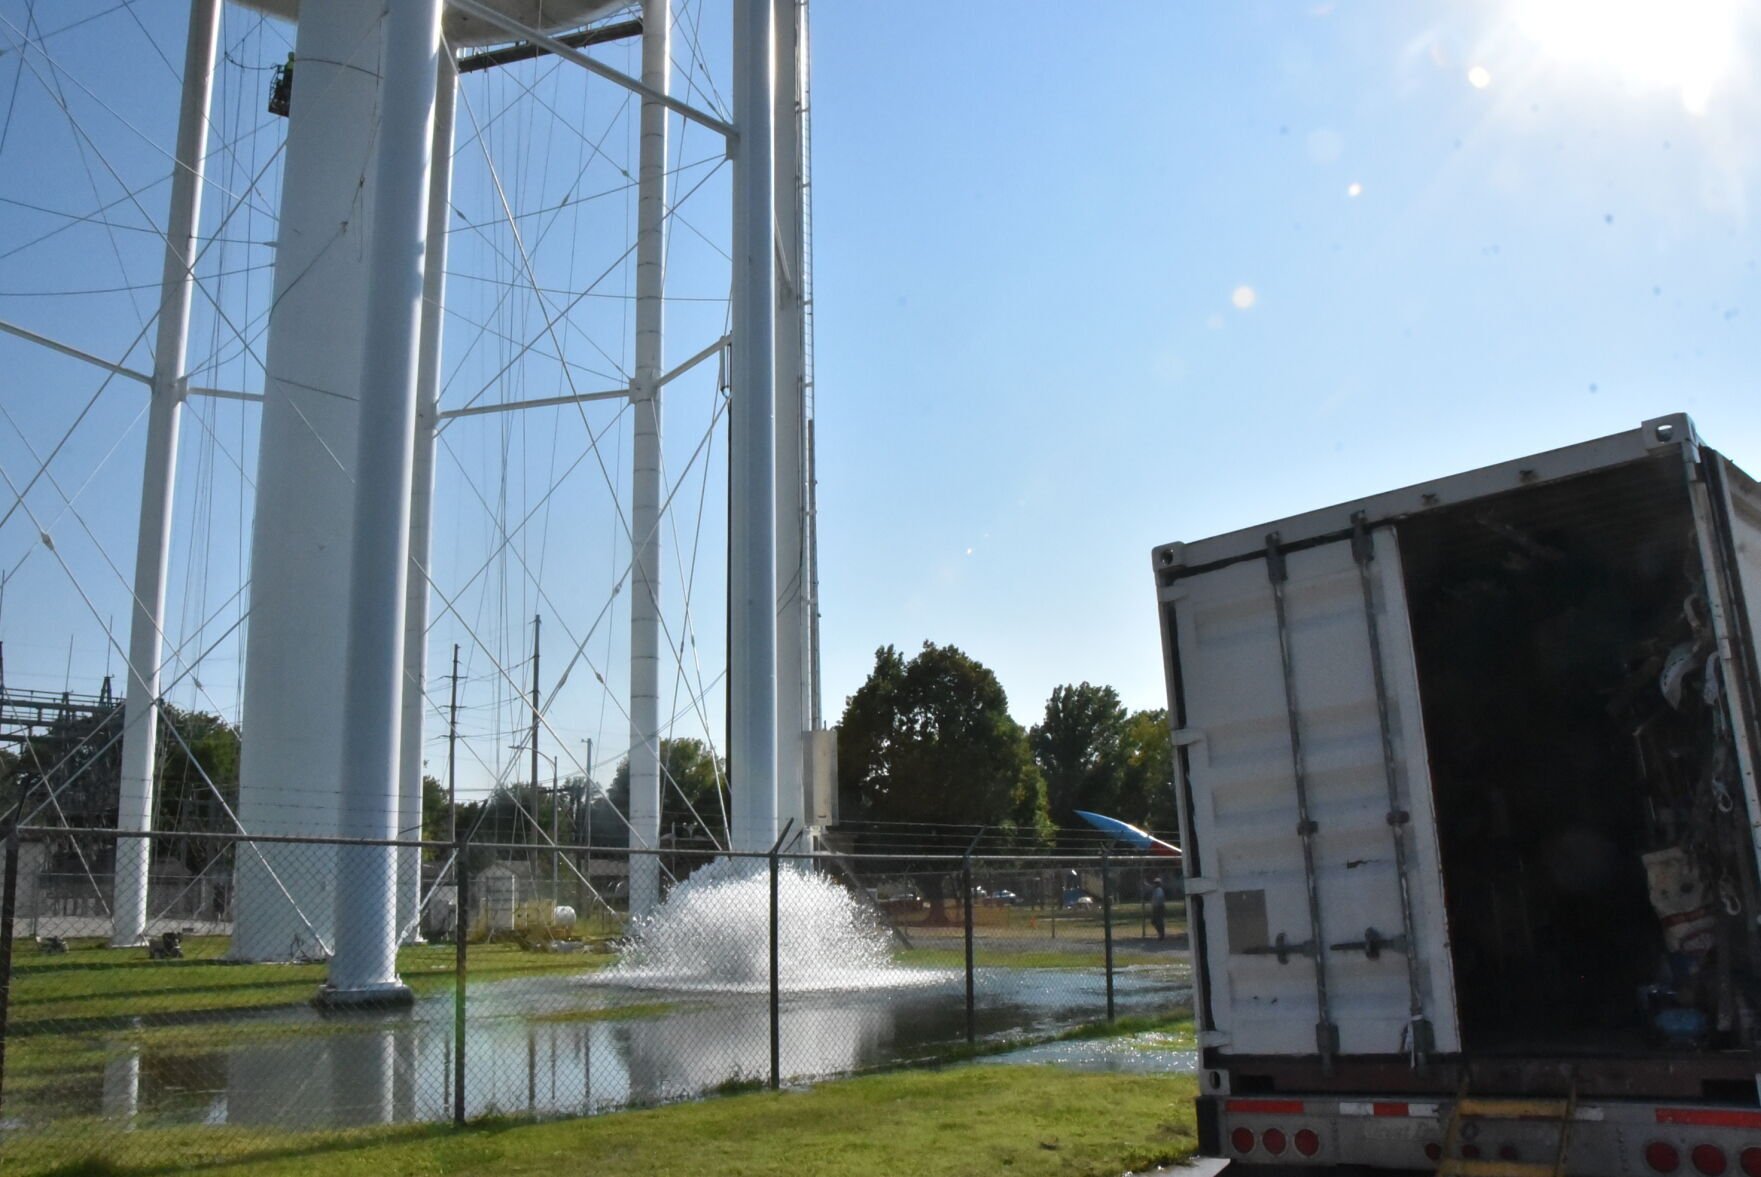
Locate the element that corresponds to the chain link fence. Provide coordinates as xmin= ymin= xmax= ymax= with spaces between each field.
xmin=0 ymin=823 xmax=1189 ymax=1165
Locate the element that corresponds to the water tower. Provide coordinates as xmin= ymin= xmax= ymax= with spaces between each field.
xmin=106 ymin=0 xmax=809 ymax=1003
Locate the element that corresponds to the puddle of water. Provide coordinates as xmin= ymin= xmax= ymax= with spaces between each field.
xmin=979 ymin=1033 xmax=1199 ymax=1074
xmin=4 ymin=962 xmax=1189 ymax=1134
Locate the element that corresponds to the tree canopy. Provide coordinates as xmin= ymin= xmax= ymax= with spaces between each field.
xmin=1029 ymin=682 xmax=1130 ymax=840
xmin=607 ymin=737 xmax=727 ymax=844
xmin=1120 ymin=707 xmax=1177 ymax=835
xmin=838 ymin=642 xmax=1049 ymax=848
xmin=1029 ymin=685 xmax=1176 ymax=841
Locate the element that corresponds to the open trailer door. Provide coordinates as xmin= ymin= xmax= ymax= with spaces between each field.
xmin=1162 ymin=520 xmax=1458 ymax=1065
xmin=1692 ymin=445 xmax=1761 ymax=903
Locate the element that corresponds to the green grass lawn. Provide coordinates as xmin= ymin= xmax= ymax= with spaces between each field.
xmin=9 ymin=1065 xmax=1201 ymax=1177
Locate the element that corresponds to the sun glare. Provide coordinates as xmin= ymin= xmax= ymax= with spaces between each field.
xmin=1511 ymin=0 xmax=1739 ymax=114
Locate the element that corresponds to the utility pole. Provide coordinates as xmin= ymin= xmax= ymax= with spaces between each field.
xmin=529 ymin=613 xmax=541 ymax=848
xmin=446 ymin=643 xmax=460 ymax=841
xmin=550 ymin=756 xmax=559 ymax=902
xmin=580 ymin=736 xmax=594 ymax=909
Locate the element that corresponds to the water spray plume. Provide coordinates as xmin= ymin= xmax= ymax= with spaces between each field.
xmin=602 ymin=859 xmax=944 ymax=993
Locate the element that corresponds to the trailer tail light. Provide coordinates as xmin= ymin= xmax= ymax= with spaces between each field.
xmin=1294 ymin=1128 xmax=1320 ymax=1157
xmin=1647 ymin=1142 xmax=1682 ymax=1173
xmin=1499 ymin=1144 xmax=1520 ymax=1161
xmin=1425 ymin=1142 xmax=1443 ymax=1162
xmin=1462 ymin=1143 xmax=1482 ymax=1160
xmin=1230 ymin=1127 xmax=1254 ymax=1154
xmin=1262 ymin=1128 xmax=1287 ymax=1156
xmin=1740 ymin=1147 xmax=1761 ymax=1177
xmin=1694 ymin=1144 xmax=1729 ymax=1175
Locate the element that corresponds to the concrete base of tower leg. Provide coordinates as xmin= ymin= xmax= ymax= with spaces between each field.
xmin=313 ymin=980 xmax=415 ymax=1011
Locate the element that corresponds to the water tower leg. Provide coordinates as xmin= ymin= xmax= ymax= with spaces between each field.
xmin=234 ymin=0 xmax=386 ymax=962
xmin=772 ymin=0 xmax=809 ymax=849
xmin=112 ymin=0 xmax=221 ymax=947
xmin=627 ymin=0 xmax=670 ymax=916
xmin=729 ymin=0 xmax=779 ymax=855
xmin=322 ymin=0 xmax=444 ymax=1007
xmin=397 ymin=51 xmax=457 ymax=945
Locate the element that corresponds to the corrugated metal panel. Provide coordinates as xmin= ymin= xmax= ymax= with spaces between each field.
xmin=1170 ymin=529 xmax=1458 ymax=1057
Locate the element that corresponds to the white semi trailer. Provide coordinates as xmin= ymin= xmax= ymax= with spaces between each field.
xmin=1154 ymin=414 xmax=1761 ymax=1175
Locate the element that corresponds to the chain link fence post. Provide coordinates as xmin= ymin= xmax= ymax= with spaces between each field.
xmin=454 ymin=829 xmax=468 ymax=1127
xmin=769 ymin=847 xmax=780 ymax=1089
xmin=0 ymin=818 xmax=17 ymax=1113
xmin=1101 ymin=846 xmax=1116 ymax=1023
xmin=962 ymin=850 xmax=976 ymax=1046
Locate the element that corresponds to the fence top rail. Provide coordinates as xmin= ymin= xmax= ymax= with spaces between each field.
xmin=13 ymin=826 xmax=1177 ymax=870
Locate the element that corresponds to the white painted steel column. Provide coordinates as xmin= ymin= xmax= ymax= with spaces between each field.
xmin=324 ymin=0 xmax=443 ymax=1004
xmin=234 ymin=0 xmax=384 ymax=962
xmin=627 ymin=0 xmax=668 ymax=916
xmin=397 ymin=50 xmax=457 ymax=943
xmin=112 ymin=0 xmax=221 ymax=947
xmin=771 ymin=0 xmax=809 ymax=846
xmin=729 ymin=0 xmax=779 ymax=854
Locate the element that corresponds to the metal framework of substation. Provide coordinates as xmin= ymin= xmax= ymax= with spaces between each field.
xmin=0 ymin=0 xmax=823 ymax=1002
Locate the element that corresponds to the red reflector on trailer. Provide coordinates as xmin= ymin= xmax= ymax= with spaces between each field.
xmin=1373 ymin=1102 xmax=1408 ymax=1117
xmin=1660 ymin=1109 xmax=1761 ymax=1130
xmin=1694 ymin=1144 xmax=1729 ymax=1175
xmin=1295 ymin=1128 xmax=1320 ymax=1157
xmin=1230 ymin=1127 xmax=1255 ymax=1154
xmin=1425 ymin=1142 xmax=1443 ymax=1162
xmin=1227 ymin=1099 xmax=1305 ymax=1115
xmin=1263 ymin=1128 xmax=1287 ymax=1156
xmin=1646 ymin=1141 xmax=1682 ymax=1173
xmin=1739 ymin=1147 xmax=1761 ymax=1177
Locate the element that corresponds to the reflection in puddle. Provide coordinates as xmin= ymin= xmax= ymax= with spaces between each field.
xmin=5 ymin=963 xmax=1189 ymax=1135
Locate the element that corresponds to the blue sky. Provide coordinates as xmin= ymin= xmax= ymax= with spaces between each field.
xmin=0 ymin=1 xmax=1756 ymax=796
xmin=811 ymin=0 xmax=1760 ymax=725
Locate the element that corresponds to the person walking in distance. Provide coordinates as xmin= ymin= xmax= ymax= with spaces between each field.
xmin=1147 ymin=875 xmax=1167 ymax=942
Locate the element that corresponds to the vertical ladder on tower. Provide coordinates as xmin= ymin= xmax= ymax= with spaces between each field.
xmin=1435 ymin=1082 xmax=1576 ymax=1177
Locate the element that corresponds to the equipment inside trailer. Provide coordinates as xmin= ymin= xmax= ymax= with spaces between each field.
xmin=1398 ymin=453 xmax=1761 ymax=1057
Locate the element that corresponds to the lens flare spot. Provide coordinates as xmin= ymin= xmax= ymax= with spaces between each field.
xmin=1467 ymin=65 xmax=1493 ymax=89
xmin=1231 ymin=286 xmax=1257 ymax=311
xmin=1347 ymin=181 xmax=1364 ymax=198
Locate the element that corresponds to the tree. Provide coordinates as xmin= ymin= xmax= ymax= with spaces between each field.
xmin=607 ymin=737 xmax=728 ymax=844
xmin=839 ymin=642 xmax=1050 ymax=847
xmin=421 ymin=774 xmax=451 ymax=842
xmin=154 ymin=706 xmax=241 ymax=833
xmin=1029 ymin=682 xmax=1130 ymax=841
xmin=1119 ymin=708 xmax=1177 ymax=838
